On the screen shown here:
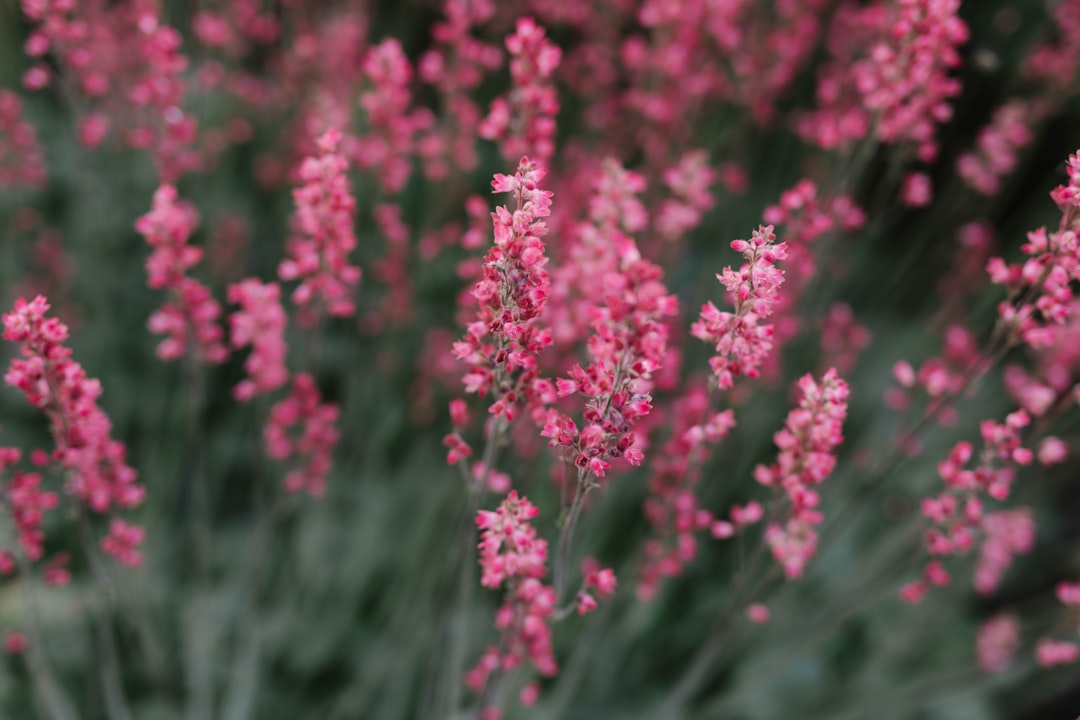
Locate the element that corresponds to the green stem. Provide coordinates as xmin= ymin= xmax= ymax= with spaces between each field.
xmin=15 ymin=554 xmax=79 ymax=720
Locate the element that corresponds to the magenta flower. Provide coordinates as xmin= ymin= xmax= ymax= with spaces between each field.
xmin=480 ymin=18 xmax=561 ymax=164
xmin=264 ymin=373 xmax=340 ymax=497
xmin=450 ymin=156 xmax=553 ymax=427
xmin=137 ymin=185 xmax=228 ymax=364
xmin=3 ymin=296 xmax=144 ymax=564
xmin=468 ymin=491 xmax=557 ymax=695
xmin=692 ymin=225 xmax=788 ymax=390
xmin=754 ymin=368 xmax=850 ymax=579
xmin=227 ymin=279 xmax=288 ymax=401
xmin=0 ymin=90 xmax=46 ymax=189
xmin=279 ymin=128 xmax=361 ymax=326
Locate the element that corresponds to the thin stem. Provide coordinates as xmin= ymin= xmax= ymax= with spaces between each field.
xmin=436 ymin=414 xmax=506 ymax=717
xmin=659 ymin=497 xmax=782 ymax=716
xmin=473 ymin=593 xmax=525 ymax=720
xmin=76 ymin=509 xmax=132 ymax=720
xmin=185 ymin=348 xmax=211 ymax=583
xmin=553 ymin=468 xmax=590 ymax=606
xmin=15 ymin=553 xmax=80 ymax=720
xmin=218 ymin=396 xmax=285 ymax=720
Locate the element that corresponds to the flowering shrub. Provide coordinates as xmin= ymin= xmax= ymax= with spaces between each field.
xmin=2 ymin=2 xmax=1080 ymax=719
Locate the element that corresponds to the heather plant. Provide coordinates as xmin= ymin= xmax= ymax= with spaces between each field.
xmin=2 ymin=1 xmax=1080 ymax=720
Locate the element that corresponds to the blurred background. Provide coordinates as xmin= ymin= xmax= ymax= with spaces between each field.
xmin=1 ymin=1 xmax=1080 ymax=718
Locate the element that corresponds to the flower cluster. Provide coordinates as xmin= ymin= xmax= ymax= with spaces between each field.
xmin=468 ymin=491 xmax=557 ymax=696
xmin=902 ymin=410 xmax=1033 ymax=603
xmin=638 ymin=386 xmax=736 ymax=600
xmin=264 ymin=373 xmax=340 ymax=497
xmin=22 ymin=2 xmax=198 ymax=179
xmin=450 ymin=157 xmax=554 ymax=425
xmin=356 ymin=39 xmax=423 ymax=194
xmin=575 ymin=557 xmax=617 ymax=615
xmin=988 ymin=150 xmax=1080 ymax=350
xmin=886 ymin=324 xmax=981 ymax=426
xmin=0 ymin=90 xmax=46 ymax=189
xmin=974 ymin=509 xmax=1035 ymax=595
xmin=754 ymin=368 xmax=850 ymax=579
xmin=1036 ymin=581 xmax=1080 ymax=668
xmin=797 ymin=0 xmax=968 ymax=162
xmin=227 ymin=279 xmax=288 ymax=401
xmin=3 ymin=296 xmax=144 ymax=564
xmin=654 ymin=151 xmax=717 ymax=244
xmin=416 ymin=0 xmax=501 ymax=177
xmin=760 ymin=180 xmax=864 ymax=376
xmin=692 ymin=225 xmax=787 ymax=389
xmin=957 ymin=99 xmax=1044 ymax=196
xmin=976 ymin=614 xmax=1020 ymax=673
xmin=279 ymin=128 xmax=361 ymax=326
xmin=546 ymin=158 xmax=649 ymax=349
xmin=542 ymin=234 xmax=677 ymax=478
xmin=2 ymin=451 xmax=57 ymax=562
xmin=123 ymin=10 xmax=199 ymax=181
xmin=480 ymin=18 xmax=562 ymax=164
xmin=138 ymin=185 xmax=228 ymax=364
xmin=1025 ymin=0 xmax=1080 ymax=91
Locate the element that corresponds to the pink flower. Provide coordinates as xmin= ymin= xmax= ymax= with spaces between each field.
xmin=990 ymin=150 xmax=1080 ymax=349
xmin=470 ymin=492 xmax=557 ymax=693
xmin=264 ymin=373 xmax=340 ymax=497
xmin=452 ymin=157 xmax=554 ymax=426
xmin=4 ymin=468 xmax=58 ymax=561
xmin=692 ymin=225 xmax=787 ymax=389
xmin=974 ymin=509 xmax=1034 ymax=595
xmin=957 ymin=99 xmax=1041 ymax=196
xmin=137 ymin=185 xmax=227 ymax=364
xmin=100 ymin=518 xmax=146 ymax=567
xmin=977 ymin=614 xmax=1020 ymax=673
xmin=227 ymin=279 xmax=288 ymax=401
xmin=755 ymin=368 xmax=849 ymax=579
xmin=901 ymin=172 xmax=933 ymax=207
xmin=909 ymin=410 xmax=1034 ymax=598
xmin=0 ymin=91 xmax=46 ymax=189
xmin=3 ymin=296 xmax=144 ymax=520
xmin=480 ymin=18 xmax=561 ymax=163
xmin=279 ymin=128 xmax=361 ymax=326
xmin=1036 ymin=639 xmax=1080 ymax=668
xmin=796 ymin=0 xmax=967 ymax=162
xmin=1038 ymin=436 xmax=1068 ymax=465
xmin=4 ymin=633 xmax=28 ymax=654
xmin=747 ymin=604 xmax=771 ymax=624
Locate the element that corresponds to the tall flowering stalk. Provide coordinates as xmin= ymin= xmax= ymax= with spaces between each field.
xmin=989 ymin=150 xmax=1080 ymax=350
xmin=227 ymin=279 xmax=288 ymax=402
xmin=796 ymin=0 xmax=968 ymax=162
xmin=0 ymin=90 xmax=46 ymax=190
xmin=754 ymin=367 xmax=850 ymax=579
xmin=2 ymin=296 xmax=144 ymax=564
xmin=480 ymin=18 xmax=562 ymax=164
xmin=137 ymin=185 xmax=228 ymax=365
xmin=1036 ymin=582 xmax=1080 ymax=667
xmin=443 ymin=158 xmax=556 ymax=719
xmin=640 ymin=223 xmax=791 ymax=599
xmin=446 ymin=156 xmax=554 ymax=473
xmin=638 ymin=385 xmax=736 ymax=600
xmin=692 ymin=224 xmax=787 ymax=390
xmin=467 ymin=492 xmax=556 ymax=714
xmin=544 ymin=229 xmax=677 ymax=605
xmin=901 ymin=410 xmax=1034 ymax=603
xmin=264 ymin=373 xmax=340 ymax=497
xmin=279 ymin=128 xmax=361 ymax=327
xmin=0 ymin=448 xmax=57 ymax=565
xmin=542 ymin=236 xmax=676 ymax=477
